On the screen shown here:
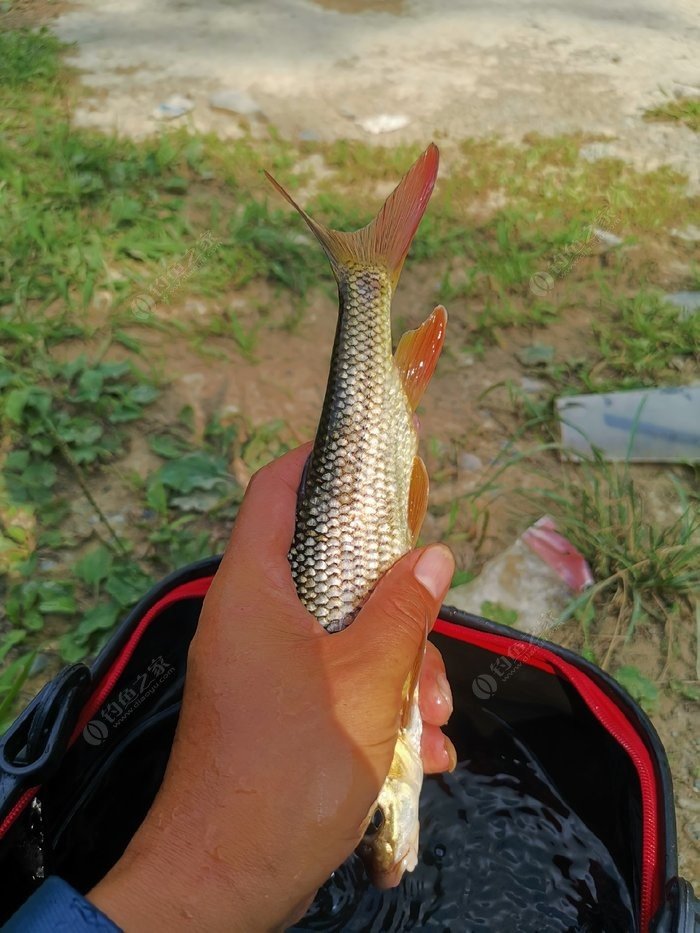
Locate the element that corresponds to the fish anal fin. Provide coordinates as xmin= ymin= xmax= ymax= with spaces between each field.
xmin=265 ymin=143 xmax=439 ymax=289
xmin=407 ymin=456 xmax=429 ymax=547
xmin=400 ymin=619 xmax=427 ymax=730
xmin=395 ymin=305 xmax=448 ymax=410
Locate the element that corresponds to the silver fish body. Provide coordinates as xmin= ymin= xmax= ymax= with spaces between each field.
xmin=266 ymin=144 xmax=446 ymax=887
xmin=289 ymin=263 xmax=416 ymax=633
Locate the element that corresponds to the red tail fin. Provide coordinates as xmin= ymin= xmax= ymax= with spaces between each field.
xmin=265 ymin=144 xmax=439 ymax=290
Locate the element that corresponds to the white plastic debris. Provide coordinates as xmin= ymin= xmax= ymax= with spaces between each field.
xmin=448 ymin=537 xmax=571 ymax=635
xmin=208 ymin=89 xmax=261 ymax=117
xmin=357 ymin=114 xmax=410 ymax=134
xmin=558 ymin=387 xmax=700 ymax=463
xmin=592 ymin=227 xmax=623 ymax=248
xmin=670 ymin=225 xmax=700 ymax=243
xmin=520 ymin=376 xmax=548 ymax=394
xmin=665 ymin=291 xmax=700 ymax=321
xmin=672 ymin=82 xmax=700 ymax=99
xmin=458 ymin=452 xmax=483 ymax=472
xmin=152 ymin=95 xmax=194 ymax=120
xmin=578 ymin=142 xmax=618 ymax=163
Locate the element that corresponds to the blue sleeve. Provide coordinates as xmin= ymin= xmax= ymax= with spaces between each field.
xmin=3 ymin=877 xmax=121 ymax=932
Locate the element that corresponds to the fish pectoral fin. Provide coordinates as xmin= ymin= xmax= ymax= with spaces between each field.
xmin=395 ymin=305 xmax=447 ymax=410
xmin=265 ymin=143 xmax=439 ymax=290
xmin=408 ymin=456 xmax=429 ymax=547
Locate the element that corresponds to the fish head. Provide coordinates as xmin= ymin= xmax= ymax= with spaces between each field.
xmin=357 ymin=732 xmax=423 ymax=890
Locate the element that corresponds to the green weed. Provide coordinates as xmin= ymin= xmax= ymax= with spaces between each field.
xmin=0 ymin=405 xmax=289 ymax=669
xmin=532 ymin=458 xmax=699 ymax=669
xmin=1 ymin=354 xmax=160 ymax=505
xmin=644 ymin=96 xmax=700 ymax=133
xmin=0 ymin=28 xmax=63 ymax=89
xmin=614 ymin=665 xmax=660 ymax=712
xmin=588 ymin=289 xmax=700 ymax=389
xmin=0 ymin=651 xmax=36 ymax=733
xmin=480 ymin=600 xmax=519 ymax=627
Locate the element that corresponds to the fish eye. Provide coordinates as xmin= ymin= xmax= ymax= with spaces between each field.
xmin=364 ymin=808 xmax=385 ymax=836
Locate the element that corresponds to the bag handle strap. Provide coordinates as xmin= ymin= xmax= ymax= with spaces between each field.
xmin=0 ymin=664 xmax=92 ymax=822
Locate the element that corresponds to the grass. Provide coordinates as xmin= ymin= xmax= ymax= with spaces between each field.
xmin=535 ymin=460 xmax=699 ymax=657
xmin=0 ymin=27 xmax=62 ymax=88
xmin=589 ymin=290 xmax=700 ymax=389
xmin=644 ymin=96 xmax=700 ymax=133
xmin=0 ymin=27 xmax=699 ymax=728
xmin=530 ymin=456 xmax=700 ymax=711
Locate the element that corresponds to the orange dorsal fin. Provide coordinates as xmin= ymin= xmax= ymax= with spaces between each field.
xmin=395 ymin=305 xmax=447 ymax=410
xmin=265 ymin=143 xmax=439 ymax=289
xmin=408 ymin=456 xmax=429 ymax=547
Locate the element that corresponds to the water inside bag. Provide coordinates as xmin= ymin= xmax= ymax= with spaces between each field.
xmin=292 ymin=711 xmax=635 ymax=932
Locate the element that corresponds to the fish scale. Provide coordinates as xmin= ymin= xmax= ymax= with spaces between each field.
xmin=266 ymin=144 xmax=446 ymax=888
xmin=290 ymin=264 xmax=416 ymax=633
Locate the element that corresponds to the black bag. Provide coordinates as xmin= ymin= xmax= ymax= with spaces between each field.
xmin=0 ymin=557 xmax=697 ymax=931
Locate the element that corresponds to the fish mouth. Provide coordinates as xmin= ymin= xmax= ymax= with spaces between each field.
xmin=371 ymin=846 xmax=419 ymax=890
xmin=369 ymin=824 xmax=420 ymax=891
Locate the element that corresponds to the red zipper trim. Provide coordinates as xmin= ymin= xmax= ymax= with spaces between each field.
xmin=0 ymin=786 xmax=39 ymax=840
xmin=433 ymin=617 xmax=661 ymax=930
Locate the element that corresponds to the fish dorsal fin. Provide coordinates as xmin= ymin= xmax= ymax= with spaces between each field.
xmin=265 ymin=143 xmax=439 ymax=289
xmin=395 ymin=305 xmax=447 ymax=411
xmin=408 ymin=456 xmax=429 ymax=547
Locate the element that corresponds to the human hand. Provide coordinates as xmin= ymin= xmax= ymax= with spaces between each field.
xmin=88 ymin=444 xmax=456 ymax=932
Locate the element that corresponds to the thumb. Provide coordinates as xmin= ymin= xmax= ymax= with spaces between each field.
xmin=345 ymin=544 xmax=455 ymax=696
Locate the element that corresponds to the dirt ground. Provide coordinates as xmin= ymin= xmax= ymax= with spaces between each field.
xmin=5 ymin=0 xmax=700 ymax=900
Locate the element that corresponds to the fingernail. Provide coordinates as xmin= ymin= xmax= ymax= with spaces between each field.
xmin=414 ymin=544 xmax=454 ymax=600
xmin=445 ymin=736 xmax=457 ymax=773
xmin=436 ymin=672 xmax=453 ymax=714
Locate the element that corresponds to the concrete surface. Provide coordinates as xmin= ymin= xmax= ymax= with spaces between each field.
xmin=53 ymin=0 xmax=700 ymax=182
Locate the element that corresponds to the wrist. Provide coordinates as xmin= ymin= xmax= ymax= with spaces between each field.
xmin=87 ymin=807 xmax=270 ymax=933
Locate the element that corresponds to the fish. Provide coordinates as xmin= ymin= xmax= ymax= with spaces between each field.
xmin=266 ymin=144 xmax=446 ymax=889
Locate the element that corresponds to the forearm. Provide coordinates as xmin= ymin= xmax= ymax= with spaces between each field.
xmin=86 ymin=794 xmax=305 ymax=933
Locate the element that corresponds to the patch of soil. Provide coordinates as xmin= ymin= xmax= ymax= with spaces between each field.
xmin=0 ymin=0 xmax=70 ymax=30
